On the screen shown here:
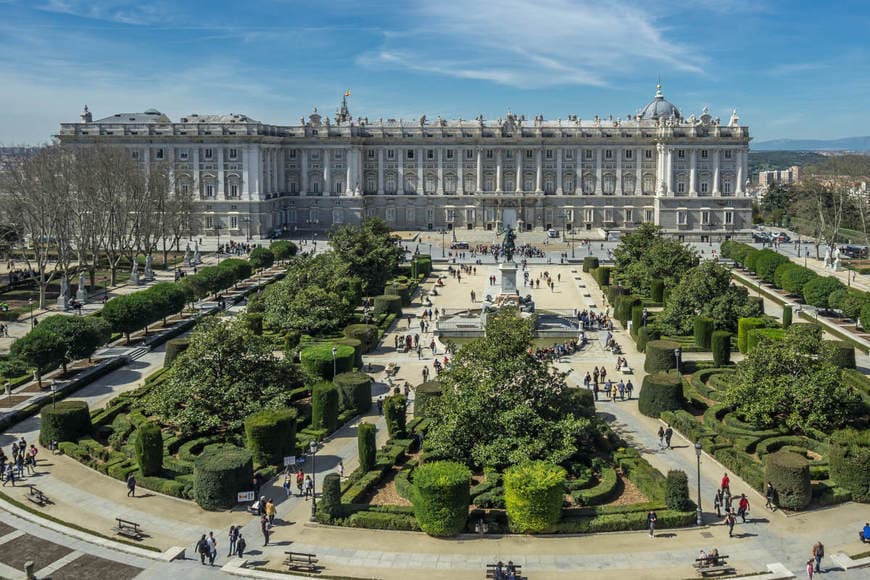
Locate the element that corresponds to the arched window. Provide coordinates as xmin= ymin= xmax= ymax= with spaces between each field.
xmin=603 ymin=174 xmax=616 ymax=195
xmin=583 ymin=174 xmax=595 ymax=194
xmin=385 ymin=176 xmax=396 ymax=194
xmin=642 ymin=174 xmax=655 ymax=195
xmin=425 ymin=175 xmax=437 ymax=194
xmin=623 ymin=175 xmax=636 ymax=195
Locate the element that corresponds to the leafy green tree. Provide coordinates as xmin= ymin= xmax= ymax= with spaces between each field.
xmin=101 ymin=292 xmax=155 ymax=342
xmin=10 ymin=328 xmax=65 ymax=380
xmin=426 ymin=309 xmax=596 ymax=469
xmin=140 ymin=317 xmax=303 ymax=435
xmin=802 ymin=276 xmax=845 ymax=310
xmin=328 ymin=218 xmax=402 ymax=295
xmin=619 ymin=237 xmax=697 ymax=296
xmin=780 ymin=266 xmax=817 ymax=299
xmin=248 ymin=247 xmax=275 ymax=270
xmin=612 ymin=223 xmax=661 ymax=272
xmin=270 ymin=240 xmax=297 ymax=261
xmin=35 ymin=315 xmax=111 ymax=372
xmin=147 ymin=282 xmax=188 ymax=324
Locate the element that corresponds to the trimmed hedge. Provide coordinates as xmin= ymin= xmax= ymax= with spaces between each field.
xmin=826 ymin=341 xmax=856 ymax=369
xmin=244 ymin=408 xmax=298 ymax=466
xmin=320 ymin=473 xmax=342 ymax=519
xmin=40 ymin=401 xmax=91 ymax=446
xmin=643 ymin=340 xmax=680 ymax=373
xmin=571 ymin=467 xmax=618 ymax=506
xmin=163 ymin=339 xmax=190 ymax=368
xmin=711 ymin=331 xmax=731 ymax=366
xmin=737 ymin=317 xmax=767 ymax=353
xmin=582 ymin=257 xmax=600 ymax=272
xmin=746 ymin=328 xmax=785 ymax=353
xmin=636 ymin=326 xmax=659 ymax=353
xmin=414 ymin=381 xmax=442 ymax=419
xmin=373 ymin=295 xmax=403 ymax=316
xmin=782 ymin=304 xmax=793 ymax=328
xmin=311 ymin=383 xmax=339 ymax=433
xmin=333 ymin=372 xmax=372 ymax=415
xmin=300 ymin=344 xmax=355 ymax=379
xmin=333 ymin=337 xmax=363 ymax=368
xmin=343 ymin=324 xmax=379 ymax=353
xmin=593 ymin=267 xmax=611 ymax=287
xmin=693 ymin=317 xmax=714 ymax=349
xmin=803 ymin=276 xmax=845 ymax=309
xmin=248 ymin=247 xmax=275 ymax=270
xmin=358 ymin=422 xmax=377 ymax=473
xmin=504 ymin=461 xmax=566 ymax=533
xmin=384 ymin=395 xmax=407 ymax=439
xmin=665 ymin=470 xmax=692 ymax=512
xmin=781 ymin=266 xmax=818 ymax=299
xmin=193 ymin=445 xmax=254 ymax=510
xmin=829 ymin=435 xmax=870 ymax=503
xmin=650 ymin=279 xmax=665 ymax=303
xmin=134 ymin=421 xmax=163 ymax=476
xmin=765 ymin=450 xmax=811 ymax=510
xmin=411 ymin=461 xmax=472 ymax=537
xmin=631 ymin=306 xmax=644 ymax=337
xmin=638 ymin=371 xmax=684 ymax=418
xmin=754 ymin=250 xmax=790 ymax=283
xmin=270 ymin=240 xmax=298 ymax=261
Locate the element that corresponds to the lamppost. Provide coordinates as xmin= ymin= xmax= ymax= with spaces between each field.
xmin=331 ymin=346 xmax=337 ymax=379
xmin=440 ymin=230 xmax=446 ymax=258
xmin=28 ymin=297 xmax=34 ymax=328
xmin=674 ymin=347 xmax=682 ymax=373
xmin=243 ymin=216 xmax=251 ymax=242
xmin=214 ymin=224 xmax=221 ymax=259
xmin=50 ymin=379 xmax=57 ymax=409
xmin=694 ymin=441 xmax=703 ymax=525
xmin=309 ymin=440 xmax=318 ymax=521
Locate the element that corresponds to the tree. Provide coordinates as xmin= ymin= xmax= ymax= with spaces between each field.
xmin=270 ymin=240 xmax=297 ymax=261
xmin=328 ymin=218 xmax=402 ymax=295
xmin=101 ymin=292 xmax=155 ymax=342
xmin=10 ymin=329 xmax=65 ymax=382
xmin=34 ymin=315 xmax=111 ymax=372
xmin=140 ymin=317 xmax=303 ymax=435
xmin=618 ymin=236 xmax=697 ymax=296
xmin=248 ymin=247 xmax=275 ymax=270
xmin=426 ymin=309 xmax=597 ymax=469
xmin=802 ymin=276 xmax=845 ymax=310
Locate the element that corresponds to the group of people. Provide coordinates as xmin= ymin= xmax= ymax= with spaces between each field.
xmin=530 ymin=339 xmax=581 ymax=361
xmin=696 ymin=548 xmax=723 ymax=568
xmin=521 ymin=270 xmax=560 ymax=292
xmin=575 ymin=309 xmax=612 ymax=331
xmin=715 ymin=473 xmax=752 ymax=537
xmin=1 ymin=437 xmax=38 ymax=486
xmin=3 ymin=266 xmax=37 ymax=286
xmin=216 ymin=240 xmax=254 ymax=256
xmin=491 ymin=560 xmax=520 ymax=580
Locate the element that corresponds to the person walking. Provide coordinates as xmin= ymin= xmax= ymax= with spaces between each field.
xmin=338 ymin=460 xmax=344 ymax=480
xmin=664 ymin=425 xmax=673 ymax=450
xmin=737 ymin=494 xmax=750 ymax=523
xmin=195 ymin=534 xmax=209 ymax=565
xmin=647 ymin=510 xmax=657 ymax=538
xmin=207 ymin=531 xmax=217 ymax=566
xmin=296 ymin=470 xmax=305 ymax=497
xmin=265 ymin=498 xmax=276 ymax=526
xmin=765 ymin=482 xmax=776 ymax=511
xmin=812 ymin=541 xmax=824 ymax=573
xmin=724 ymin=510 xmax=736 ymax=537
xmin=806 ymin=559 xmax=814 ymax=579
xmin=657 ymin=426 xmax=665 ymax=449
xmin=126 ymin=474 xmax=136 ymax=497
xmin=304 ymin=475 xmax=314 ymax=500
xmin=228 ymin=525 xmax=238 ymax=557
xmin=236 ymin=533 xmax=246 ymax=558
xmin=713 ymin=489 xmax=723 ymax=517
xmin=2 ymin=463 xmax=14 ymax=487
xmin=282 ymin=473 xmax=291 ymax=497
xmin=261 ymin=514 xmax=270 ymax=546
xmin=626 ymin=379 xmax=633 ymax=399
xmin=721 ymin=473 xmax=730 ymax=494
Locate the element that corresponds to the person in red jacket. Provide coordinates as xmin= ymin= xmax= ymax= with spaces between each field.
xmin=737 ymin=494 xmax=750 ymax=523
xmin=721 ymin=473 xmax=730 ymax=493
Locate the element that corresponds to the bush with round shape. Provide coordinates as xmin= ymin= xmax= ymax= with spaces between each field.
xmin=643 ymin=340 xmax=680 ymax=373
xmin=737 ymin=317 xmax=767 ymax=353
xmin=638 ymin=371 xmax=684 ymax=418
xmin=269 ymin=240 xmax=297 ymax=261
xmin=582 ymin=257 xmax=599 ymax=272
xmin=134 ymin=421 xmax=163 ymax=476
xmin=163 ymin=338 xmax=190 ymax=368
xmin=754 ymin=250 xmax=790 ymax=284
xmin=373 ymin=295 xmax=402 ymax=316
xmin=782 ymin=305 xmax=793 ymax=328
xmin=711 ymin=331 xmax=732 ymax=366
xmin=746 ymin=328 xmax=785 ymax=352
xmin=803 ymin=276 xmax=845 ymax=309
xmin=744 ymin=248 xmax=761 ymax=273
xmin=826 ymin=341 xmax=856 ymax=369
xmin=40 ymin=401 xmax=91 ymax=446
xmin=839 ymin=290 xmax=869 ymax=321
xmin=650 ymin=279 xmax=665 ymax=303
xmin=334 ymin=337 xmax=363 ymax=368
xmin=193 ymin=445 xmax=254 ymax=510
xmin=411 ymin=461 xmax=472 ymax=537
xmin=311 ymin=382 xmax=339 ymax=432
xmin=665 ymin=470 xmax=692 ymax=512
xmin=383 ymin=395 xmax=407 ymax=439
xmin=693 ymin=317 xmax=714 ymax=349
xmin=333 ymin=371 xmax=372 ymax=415
xmin=244 ymin=408 xmax=298 ymax=466
xmin=773 ymin=262 xmax=799 ymax=289
xmin=414 ymin=381 xmax=442 ymax=418
xmin=358 ymin=422 xmax=376 ymax=472
xmin=764 ymin=450 xmax=811 ymax=510
xmin=319 ymin=473 xmax=342 ymax=519
xmin=343 ymin=324 xmax=379 ymax=353
xmin=300 ymin=344 xmax=355 ymax=379
xmin=504 ymin=461 xmax=566 ymax=533
xmin=781 ymin=266 xmax=817 ymax=298
xmin=248 ymin=247 xmax=275 ymax=270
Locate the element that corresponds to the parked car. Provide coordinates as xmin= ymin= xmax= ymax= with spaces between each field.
xmin=752 ymin=232 xmax=772 ymax=243
xmin=841 ymin=245 xmax=869 ymax=259
xmin=547 ymin=229 xmax=560 ymax=238
xmin=774 ymin=232 xmax=791 ymax=243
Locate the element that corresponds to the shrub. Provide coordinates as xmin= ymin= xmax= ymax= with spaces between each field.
xmin=828 ymin=432 xmax=870 ymax=503
xmin=163 ymin=339 xmax=190 ymax=368
xmin=244 ymin=408 xmax=298 ymax=466
xmin=781 ymin=266 xmax=817 ymax=298
xmin=358 ymin=422 xmax=377 ymax=473
xmin=737 ymin=317 xmax=767 ymax=353
xmin=248 ymin=247 xmax=275 ymax=270
xmin=765 ymin=450 xmax=811 ymax=510
xmin=839 ymin=290 xmax=868 ymax=320
xmin=40 ymin=401 xmax=91 ymax=446
xmin=594 ymin=267 xmax=611 ymax=287
xmin=643 ymin=340 xmax=680 ymax=373
xmin=383 ymin=395 xmax=407 ymax=439
xmin=631 ymin=306 xmax=644 ymax=336
xmin=320 ymin=473 xmax=342 ymax=519
xmin=826 ymin=341 xmax=856 ymax=369
xmin=782 ymin=304 xmax=793 ymax=328
xmin=134 ymin=421 xmax=163 ymax=476
xmin=755 ymin=250 xmax=790 ymax=283
xmin=650 ymin=279 xmax=665 ymax=303
xmin=693 ymin=317 xmax=714 ymax=349
xmin=746 ymin=328 xmax=785 ymax=352
xmin=300 ymin=344 xmax=355 ymax=379
xmin=373 ymin=295 xmax=402 ymax=316
xmin=773 ymin=262 xmax=799 ymax=289
xmin=863 ymin=302 xmax=870 ymax=330
xmin=636 ymin=326 xmax=659 ymax=353
xmin=504 ymin=461 xmax=566 ymax=533
xmin=311 ymin=383 xmax=339 ymax=432
xmin=333 ymin=337 xmax=363 ymax=368
xmin=411 ymin=461 xmax=472 ymax=537
xmin=414 ymin=381 xmax=442 ymax=418
xmin=803 ymin=276 xmax=845 ymax=309
xmin=193 ymin=445 xmax=254 ymax=510
xmin=638 ymin=371 xmax=684 ymax=418
xmin=665 ymin=470 xmax=692 ymax=512
xmin=711 ymin=331 xmax=732 ymax=366
xmin=616 ymin=295 xmax=641 ymax=328
xmin=343 ymin=324 xmax=379 ymax=353
xmin=269 ymin=240 xmax=297 ymax=261
xmin=744 ymin=248 xmax=761 ymax=273
xmin=582 ymin=257 xmax=600 ymax=272
xmin=243 ymin=312 xmax=264 ymax=335
xmin=333 ymin=372 xmax=372 ymax=415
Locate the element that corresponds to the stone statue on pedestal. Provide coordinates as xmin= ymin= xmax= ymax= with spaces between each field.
xmin=823 ymin=246 xmax=833 ymax=269
xmin=193 ymin=242 xmax=201 ymax=265
xmin=56 ymin=276 xmax=70 ymax=309
xmin=131 ymin=262 xmax=140 ymax=286
xmin=833 ymin=246 xmax=841 ymax=271
xmin=501 ymin=225 xmax=517 ymax=263
xmin=76 ymin=272 xmax=88 ymax=302
xmin=144 ymin=254 xmax=154 ymax=281
xmin=183 ymin=243 xmax=191 ymax=267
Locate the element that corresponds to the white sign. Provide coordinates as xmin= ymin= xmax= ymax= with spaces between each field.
xmin=283 ymin=456 xmax=296 ymax=467
xmin=237 ymin=491 xmax=255 ymax=502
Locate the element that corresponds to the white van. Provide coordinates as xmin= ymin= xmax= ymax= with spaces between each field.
xmin=546 ymin=229 xmax=559 ymax=238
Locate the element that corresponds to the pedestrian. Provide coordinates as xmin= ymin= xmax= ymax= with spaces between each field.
xmin=266 ymin=497 xmax=276 ymax=525
xmin=260 ymin=514 xmax=270 ymax=546
xmin=338 ymin=460 xmax=344 ymax=480
xmin=806 ymin=559 xmax=814 ymax=579
xmin=195 ymin=534 xmax=209 ymax=565
xmin=737 ymin=494 xmax=750 ymax=523
xmin=304 ymin=475 xmax=313 ymax=499
xmin=812 ymin=541 xmax=824 ymax=573
xmin=126 ymin=473 xmax=136 ymax=497
xmin=236 ymin=533 xmax=246 ymax=558
xmin=228 ymin=525 xmax=238 ymax=557
xmin=15 ymin=454 xmax=24 ymax=478
xmin=2 ymin=463 xmax=13 ymax=486
xmin=714 ymin=489 xmax=723 ymax=517
xmin=296 ymin=470 xmax=305 ymax=497
xmin=377 ymin=396 xmax=384 ymax=414
xmin=657 ymin=426 xmax=665 ymax=449
xmin=765 ymin=481 xmax=776 ymax=511
xmin=721 ymin=473 xmax=730 ymax=493
xmin=283 ymin=473 xmax=291 ymax=497
xmin=626 ymin=379 xmax=633 ymax=399
xmin=647 ymin=510 xmax=657 ymax=538
xmin=724 ymin=510 xmax=736 ymax=537
xmin=664 ymin=425 xmax=673 ymax=449
xmin=207 ymin=531 xmax=217 ymax=566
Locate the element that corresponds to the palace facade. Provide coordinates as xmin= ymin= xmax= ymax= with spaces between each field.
xmin=57 ymin=85 xmax=752 ymax=240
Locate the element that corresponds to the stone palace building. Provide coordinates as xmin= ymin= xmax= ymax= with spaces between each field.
xmin=57 ymin=85 xmax=752 ymax=240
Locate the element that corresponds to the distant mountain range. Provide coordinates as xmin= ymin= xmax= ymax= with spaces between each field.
xmin=753 ymin=136 xmax=870 ymax=152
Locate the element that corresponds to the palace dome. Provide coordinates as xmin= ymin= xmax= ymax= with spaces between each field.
xmin=639 ymin=83 xmax=681 ymax=120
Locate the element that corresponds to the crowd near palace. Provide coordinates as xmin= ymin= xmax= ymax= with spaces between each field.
xmin=58 ymin=84 xmax=753 ymax=241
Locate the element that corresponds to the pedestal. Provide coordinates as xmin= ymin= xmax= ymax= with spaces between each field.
xmin=499 ymin=261 xmax=518 ymax=295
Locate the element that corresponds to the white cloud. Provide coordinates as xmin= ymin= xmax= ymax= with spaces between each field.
xmin=358 ymin=0 xmax=704 ymax=88
xmin=37 ymin=0 xmax=174 ymax=26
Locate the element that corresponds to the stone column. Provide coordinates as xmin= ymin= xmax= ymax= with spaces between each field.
xmin=323 ymin=149 xmax=331 ymax=195
xmin=656 ymin=144 xmax=665 ymax=195
xmin=476 ymin=148 xmax=483 ymax=192
xmin=635 ymin=148 xmax=643 ymax=195
xmin=736 ymin=149 xmax=745 ymax=194
xmin=417 ymin=147 xmax=424 ymax=194
xmin=516 ymin=149 xmax=523 ymax=193
xmin=535 ymin=149 xmax=543 ymax=193
xmin=615 ymin=148 xmax=622 ymax=195
xmin=377 ymin=148 xmax=384 ymax=194
xmin=712 ymin=149 xmax=720 ymax=195
xmin=457 ymin=148 xmax=464 ymax=194
xmin=689 ymin=149 xmax=697 ymax=195
xmin=437 ymin=148 xmax=444 ymax=194
xmin=277 ymin=148 xmax=285 ymax=194
xmin=301 ymin=149 xmax=309 ymax=196
xmin=346 ymin=149 xmax=353 ymax=195
xmin=496 ymin=149 xmax=503 ymax=193
xmin=595 ymin=148 xmax=603 ymax=194
xmin=576 ymin=148 xmax=583 ymax=194
xmin=556 ymin=148 xmax=563 ymax=195
xmin=217 ymin=147 xmax=225 ymax=198
xmin=666 ymin=148 xmax=674 ymax=195
xmin=192 ymin=147 xmax=200 ymax=197
xmin=398 ymin=148 xmax=405 ymax=193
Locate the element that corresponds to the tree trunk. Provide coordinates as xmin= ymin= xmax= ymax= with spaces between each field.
xmin=110 ymin=265 xmax=117 ymax=286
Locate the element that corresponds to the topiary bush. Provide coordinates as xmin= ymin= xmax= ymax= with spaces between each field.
xmin=650 ymin=279 xmax=665 ymax=303
xmin=414 ymin=381 xmax=442 ymax=418
xmin=737 ymin=317 xmax=767 ymax=353
xmin=383 ymin=395 xmax=407 ymax=439
xmin=638 ymin=371 xmax=684 ymax=418
xmin=774 ymin=262 xmax=799 ymax=290
xmin=781 ymin=266 xmax=817 ymax=299
xmin=803 ymin=276 xmax=845 ymax=309
xmin=333 ymin=337 xmax=363 ymax=368
xmin=373 ymin=295 xmax=402 ymax=316
xmin=782 ymin=304 xmax=793 ymax=328
xmin=764 ymin=450 xmax=812 ymax=510
xmin=826 ymin=341 xmax=856 ymax=369
xmin=343 ymin=324 xmax=379 ymax=353
xmin=411 ymin=461 xmax=472 ymax=537
xmin=644 ymin=340 xmax=680 ymax=373
xmin=711 ymin=331 xmax=732 ymax=366
xmin=746 ymin=328 xmax=785 ymax=353
xmin=693 ymin=317 xmax=714 ymax=350
xmin=300 ymin=344 xmax=355 ymax=379
xmin=636 ymin=326 xmax=660 ymax=353
xmin=193 ymin=445 xmax=254 ymax=510
xmin=631 ymin=306 xmax=643 ymax=336
xmin=320 ymin=473 xmax=342 ymax=519
xmin=754 ymin=250 xmax=790 ymax=284
xmin=244 ymin=408 xmax=298 ymax=466
xmin=582 ymin=257 xmax=600 ymax=272
xmin=311 ymin=382 xmax=339 ymax=432
xmin=333 ymin=371 xmax=372 ymax=415
xmin=163 ymin=338 xmax=190 ymax=368
xmin=358 ymin=422 xmax=377 ymax=473
xmin=134 ymin=421 xmax=163 ymax=476
xmin=828 ymin=430 xmax=870 ymax=503
xmin=594 ymin=267 xmax=611 ymax=287
xmin=504 ymin=461 xmax=566 ymax=533
xmin=40 ymin=401 xmax=91 ymax=446
xmin=665 ymin=470 xmax=692 ymax=512
xmin=248 ymin=247 xmax=275 ymax=270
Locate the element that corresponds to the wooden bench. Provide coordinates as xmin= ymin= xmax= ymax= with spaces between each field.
xmin=26 ymin=485 xmax=49 ymax=507
xmin=485 ymin=563 xmax=523 ymax=579
xmin=284 ymin=551 xmax=319 ymax=573
xmin=693 ymin=556 xmax=732 ymax=577
xmin=113 ymin=518 xmax=143 ymax=540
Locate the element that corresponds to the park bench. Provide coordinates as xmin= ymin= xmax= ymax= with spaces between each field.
xmin=485 ymin=563 xmax=523 ymax=579
xmin=113 ymin=518 xmax=144 ymax=540
xmin=621 ymin=365 xmax=633 ymax=374
xmin=284 ymin=551 xmax=319 ymax=573
xmin=693 ymin=555 xmax=732 ymax=577
xmin=26 ymin=485 xmax=49 ymax=507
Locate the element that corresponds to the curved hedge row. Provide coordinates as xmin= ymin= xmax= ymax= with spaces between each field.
xmin=504 ymin=461 xmax=566 ymax=533
xmin=411 ymin=461 xmax=471 ymax=537
xmin=571 ymin=466 xmax=618 ymax=506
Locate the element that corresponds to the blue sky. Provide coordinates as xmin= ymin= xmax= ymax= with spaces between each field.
xmin=1 ymin=0 xmax=868 ymax=144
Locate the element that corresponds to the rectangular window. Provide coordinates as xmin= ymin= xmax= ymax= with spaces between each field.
xmin=644 ymin=208 xmax=654 ymax=223
xmin=625 ymin=208 xmax=633 ymax=222
xmin=584 ymin=208 xmax=594 ymax=223
xmin=605 ymin=150 xmax=612 ymax=159
xmin=677 ymin=150 xmax=686 ymax=159
xmin=677 ymin=210 xmax=687 ymax=225
xmin=701 ymin=210 xmax=710 ymax=225
xmin=545 ymin=150 xmax=553 ymax=159
xmin=506 ymin=150 xmax=513 ymax=159
xmin=701 ymin=150 xmax=708 ymax=159
xmin=407 ymin=150 xmax=415 ymax=160
xmin=486 ymin=150 xmax=494 ymax=159
xmin=724 ymin=150 xmax=732 ymax=159
xmin=604 ymin=208 xmax=614 ymax=222
xmin=625 ymin=150 xmax=633 ymax=159
xmin=645 ymin=150 xmax=653 ymax=159
xmin=466 ymin=150 xmax=474 ymax=160
xmin=204 ymin=149 xmax=213 ymax=159
xmin=427 ymin=149 xmax=434 ymax=160
xmin=205 ymin=216 xmax=214 ymax=229
xmin=230 ymin=184 xmax=239 ymax=197
xmin=335 ymin=151 xmax=343 ymax=159
xmin=178 ymin=149 xmax=189 ymax=161
xmin=154 ymin=148 xmax=164 ymax=160
xmin=526 ymin=150 xmax=534 ymax=159
xmin=701 ymin=183 xmax=709 ymax=193
xmin=230 ymin=216 xmax=239 ymax=229
xmin=565 ymin=150 xmax=573 ymax=160
xmin=723 ymin=181 xmax=732 ymax=194
xmin=387 ymin=150 xmax=395 ymax=159
xmin=368 ymin=150 xmax=375 ymax=158
xmin=290 ymin=150 xmax=297 ymax=159
xmin=446 ymin=150 xmax=454 ymax=159
xmin=585 ymin=150 xmax=593 ymax=159
xmin=228 ymin=148 xmax=238 ymax=160
xmin=725 ymin=211 xmax=734 ymax=225
xmin=131 ymin=150 xmax=140 ymax=160
xmin=180 ymin=184 xmax=189 ymax=195
xmin=205 ymin=184 xmax=215 ymax=197
xmin=677 ymin=182 xmax=686 ymax=194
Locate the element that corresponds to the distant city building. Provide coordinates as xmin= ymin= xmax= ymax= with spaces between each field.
xmin=758 ymin=166 xmax=801 ymax=188
xmin=57 ymin=86 xmax=753 ymax=241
